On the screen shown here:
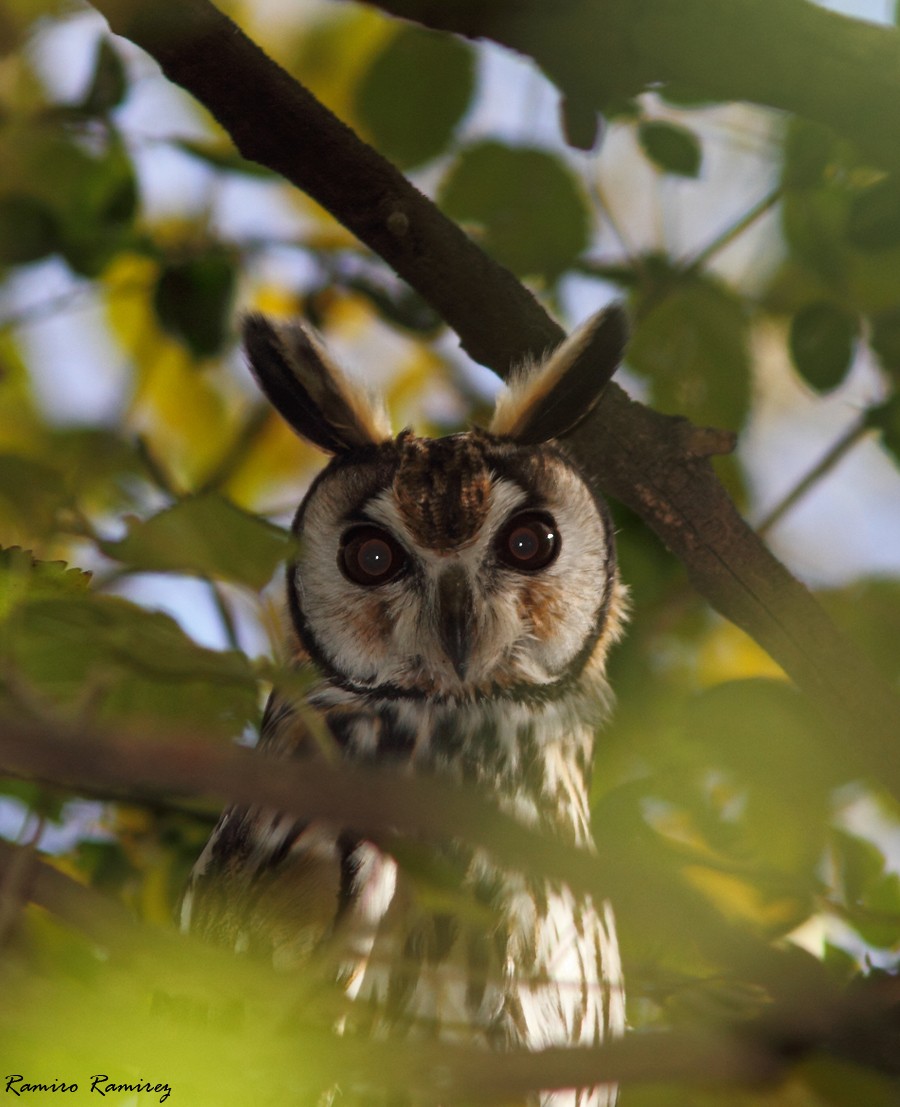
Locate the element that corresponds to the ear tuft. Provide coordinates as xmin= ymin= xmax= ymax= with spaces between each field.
xmin=243 ymin=314 xmax=392 ymax=454
xmin=489 ymin=304 xmax=628 ymax=444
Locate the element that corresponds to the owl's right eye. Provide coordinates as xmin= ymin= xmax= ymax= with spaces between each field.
xmin=339 ymin=525 xmax=409 ymax=586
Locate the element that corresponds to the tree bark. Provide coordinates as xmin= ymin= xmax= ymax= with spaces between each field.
xmin=87 ymin=0 xmax=900 ymax=793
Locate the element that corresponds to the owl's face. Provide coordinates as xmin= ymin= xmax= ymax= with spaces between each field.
xmin=290 ymin=430 xmax=617 ymax=699
xmin=243 ymin=307 xmax=628 ymax=701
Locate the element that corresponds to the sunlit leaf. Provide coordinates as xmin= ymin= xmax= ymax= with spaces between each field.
xmin=683 ymin=865 xmax=808 ymax=933
xmin=4 ymin=593 xmax=258 ymax=735
xmin=638 ymin=120 xmax=702 ymax=178
xmin=829 ymin=826 xmax=900 ymax=945
xmin=695 ymin=619 xmax=785 ymax=686
xmin=103 ymin=254 xmax=239 ymax=483
xmin=99 ymin=493 xmax=290 ymax=589
xmin=789 ymin=301 xmax=860 ymax=392
xmin=438 ymin=141 xmax=590 ymax=280
xmin=0 ymin=545 xmax=90 ymax=622
xmin=354 ymin=24 xmax=475 ymax=169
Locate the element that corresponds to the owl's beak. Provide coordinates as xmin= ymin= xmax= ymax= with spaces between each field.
xmin=436 ymin=564 xmax=475 ymax=680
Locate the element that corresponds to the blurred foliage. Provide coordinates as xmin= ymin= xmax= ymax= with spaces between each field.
xmin=0 ymin=1 xmax=898 ymax=1105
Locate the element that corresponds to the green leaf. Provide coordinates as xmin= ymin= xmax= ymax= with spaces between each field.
xmin=45 ymin=428 xmax=149 ymax=507
xmin=638 ymin=121 xmax=702 ymax=178
xmin=847 ymin=175 xmax=900 ymax=252
xmin=782 ymin=118 xmax=838 ymax=190
xmin=819 ymin=580 xmax=900 ymax=684
xmin=0 ymin=455 xmax=71 ymax=537
xmin=99 ymin=493 xmax=290 ymax=590
xmin=0 ymin=193 xmax=59 ymax=265
xmin=829 ymin=829 xmax=900 ymax=948
xmin=79 ymin=37 xmax=127 ymax=115
xmin=782 ymin=188 xmax=849 ymax=284
xmin=803 ymin=1055 xmax=900 ymax=1107
xmin=3 ymin=593 xmax=258 ymax=736
xmin=153 ymin=251 xmax=238 ymax=358
xmin=657 ymin=84 xmax=718 ymax=109
xmin=870 ymin=307 xmax=900 ymax=377
xmin=0 ymin=546 xmax=91 ymax=623
xmin=789 ymin=301 xmax=859 ymax=393
xmin=44 ymin=130 xmax=139 ymax=277
xmin=559 ymin=97 xmax=601 ymax=151
xmin=680 ymin=680 xmax=837 ymax=878
xmin=438 ymin=141 xmax=590 ymax=280
xmin=354 ymin=25 xmax=475 ymax=170
xmin=865 ymin=393 xmax=900 ymax=465
xmin=628 ymin=276 xmax=751 ymax=428
xmin=343 ymin=275 xmax=442 ymax=335
xmin=831 ymin=828 xmax=886 ymax=905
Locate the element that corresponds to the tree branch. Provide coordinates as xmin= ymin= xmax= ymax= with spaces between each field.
xmin=0 ymin=839 xmax=793 ymax=1093
xmin=0 ymin=715 xmax=829 ymax=1000
xmin=345 ymin=0 xmax=900 ymax=177
xmin=85 ymin=0 xmax=900 ymax=797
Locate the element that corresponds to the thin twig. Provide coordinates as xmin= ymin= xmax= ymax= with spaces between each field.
xmin=757 ymin=418 xmax=871 ymax=537
xmin=684 ymin=187 xmax=782 ymax=275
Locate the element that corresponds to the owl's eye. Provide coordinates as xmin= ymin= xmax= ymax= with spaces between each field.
xmin=339 ymin=525 xmax=409 ymax=586
xmin=496 ymin=512 xmax=560 ymax=572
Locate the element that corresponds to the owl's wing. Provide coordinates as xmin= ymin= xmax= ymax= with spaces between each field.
xmin=179 ymin=693 xmax=356 ymax=969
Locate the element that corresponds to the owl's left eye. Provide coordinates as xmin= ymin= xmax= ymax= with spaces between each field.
xmin=496 ymin=512 xmax=560 ymax=572
xmin=339 ymin=525 xmax=409 ymax=586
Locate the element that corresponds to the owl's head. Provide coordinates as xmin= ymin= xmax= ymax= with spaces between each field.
xmin=244 ymin=309 xmax=628 ymax=702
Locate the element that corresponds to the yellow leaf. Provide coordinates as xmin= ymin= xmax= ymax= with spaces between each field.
xmin=684 ymin=864 xmax=806 ymax=932
xmin=696 ymin=618 xmax=785 ymax=686
xmin=0 ymin=331 xmax=42 ymax=453
xmin=223 ymin=414 xmax=319 ymax=511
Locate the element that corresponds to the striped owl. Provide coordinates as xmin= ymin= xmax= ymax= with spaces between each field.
xmin=182 ymin=306 xmax=629 ymax=1105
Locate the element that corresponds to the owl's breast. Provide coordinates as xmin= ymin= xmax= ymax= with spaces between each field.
xmin=336 ymin=840 xmax=622 ymax=1107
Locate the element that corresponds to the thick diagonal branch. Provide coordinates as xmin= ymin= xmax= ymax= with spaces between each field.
xmin=87 ymin=0 xmax=900 ymax=793
xmin=347 ymin=0 xmax=900 ymax=176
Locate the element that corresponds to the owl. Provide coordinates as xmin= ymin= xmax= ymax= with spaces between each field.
xmin=181 ymin=306 xmax=629 ymax=1106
